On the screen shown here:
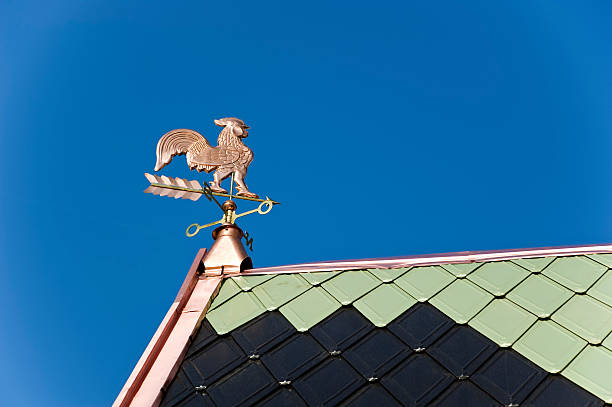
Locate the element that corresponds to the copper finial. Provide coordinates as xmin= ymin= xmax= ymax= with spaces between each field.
xmin=203 ymin=224 xmax=252 ymax=275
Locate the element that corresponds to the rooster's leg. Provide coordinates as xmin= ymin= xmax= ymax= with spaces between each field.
xmin=234 ymin=171 xmax=259 ymax=199
xmin=209 ymin=168 xmax=231 ymax=194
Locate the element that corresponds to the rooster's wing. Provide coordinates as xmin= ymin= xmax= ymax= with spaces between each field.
xmin=187 ymin=141 xmax=241 ymax=173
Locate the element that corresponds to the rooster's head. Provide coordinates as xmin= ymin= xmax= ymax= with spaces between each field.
xmin=214 ymin=117 xmax=250 ymax=138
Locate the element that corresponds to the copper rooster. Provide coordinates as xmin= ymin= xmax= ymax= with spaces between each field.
xmin=154 ymin=117 xmax=258 ymax=198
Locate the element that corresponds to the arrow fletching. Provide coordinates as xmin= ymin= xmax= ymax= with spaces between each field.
xmin=144 ymin=173 xmax=204 ymax=201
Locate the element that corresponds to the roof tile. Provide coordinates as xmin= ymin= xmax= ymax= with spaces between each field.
xmin=562 ymin=345 xmax=612 ymax=403
xmin=551 ymin=294 xmax=612 ymax=344
xmin=522 ymin=376 xmax=604 ymax=407
xmin=206 ymin=361 xmax=278 ymax=406
xmin=260 ymin=333 xmax=328 ymax=381
xmin=353 ymin=283 xmax=416 ymax=327
xmin=343 ymin=329 xmax=412 ymax=379
xmin=367 ymin=267 xmax=410 ymax=283
xmin=604 ymin=333 xmax=612 ymax=351
xmin=299 ymin=271 xmax=336 ymax=286
xmin=231 ymin=274 xmax=275 ymax=291
xmin=309 ymin=307 xmax=373 ymax=352
xmin=511 ymin=256 xmax=555 ymax=272
xmin=506 ymin=274 xmax=573 ymax=318
xmin=512 ymin=320 xmax=586 ymax=373
xmin=293 ymin=358 xmax=364 ymax=406
xmin=206 ymin=292 xmax=267 ymax=335
xmin=429 ymin=279 xmax=493 ymax=324
xmin=209 ymin=278 xmax=241 ymax=310
xmin=429 ymin=381 xmax=500 ymax=407
xmin=467 ymin=261 xmax=529 ymax=296
xmin=321 ymin=270 xmax=381 ymax=305
xmin=440 ymin=262 xmax=482 ymax=278
xmin=279 ymin=287 xmax=341 ymax=332
xmin=468 ymin=299 xmax=536 ymax=347
xmin=587 ymin=271 xmax=612 ymax=307
xmin=252 ymin=274 xmax=311 ymax=311
xmin=340 ymin=384 xmax=402 ymax=407
xmin=394 ymin=266 xmax=455 ymax=302
xmin=588 ymin=253 xmax=612 ymax=268
xmin=542 ymin=256 xmax=606 ymax=293
xmin=388 ymin=303 xmax=454 ymax=350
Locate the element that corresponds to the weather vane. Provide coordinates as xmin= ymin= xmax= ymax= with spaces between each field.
xmin=143 ymin=117 xmax=279 ymax=250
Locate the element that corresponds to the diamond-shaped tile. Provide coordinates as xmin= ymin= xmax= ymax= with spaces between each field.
xmin=440 ymin=262 xmax=482 ymax=278
xmin=588 ymin=253 xmax=612 ymax=268
xmin=467 ymin=261 xmax=529 ymax=296
xmin=512 ymin=320 xmax=586 ymax=373
xmin=551 ymin=295 xmax=612 ymax=344
xmin=293 ymin=358 xmax=364 ymax=406
xmin=394 ymin=266 xmax=455 ymax=302
xmin=389 ymin=303 xmax=454 ymax=350
xmin=183 ymin=336 xmax=247 ymax=386
xmin=207 ymin=361 xmax=278 ymax=406
xmin=512 ymin=256 xmax=555 ymax=273
xmin=230 ymin=311 xmax=296 ymax=357
xmin=380 ymin=354 xmax=455 ymax=406
xmin=206 ymin=292 xmax=267 ymax=335
xmin=471 ymin=349 xmax=546 ymax=405
xmin=429 ymin=381 xmax=500 ymax=407
xmin=310 ymin=307 xmax=373 ymax=352
xmin=231 ymin=274 xmax=275 ymax=291
xmin=186 ymin=320 xmax=217 ymax=357
xmin=261 ymin=333 xmax=328 ymax=381
xmin=367 ymin=267 xmax=410 ymax=283
xmin=427 ymin=325 xmax=497 ymax=378
xmin=587 ymin=271 xmax=612 ymax=307
xmin=429 ymin=279 xmax=493 ymax=324
xmin=469 ymin=299 xmax=536 ymax=347
xmin=542 ymin=256 xmax=606 ymax=293
xmin=299 ymin=271 xmax=337 ymax=286
xmin=343 ymin=329 xmax=411 ymax=379
xmin=209 ymin=278 xmax=241 ymax=310
xmin=353 ymin=283 xmax=416 ymax=327
xmin=160 ymin=369 xmax=195 ymax=407
xmin=322 ymin=270 xmax=381 ymax=305
xmin=562 ymin=345 xmax=612 ymax=403
xmin=523 ymin=376 xmax=604 ymax=407
xmin=253 ymin=388 xmax=307 ymax=407
xmin=279 ymin=287 xmax=341 ymax=332
xmin=507 ymin=274 xmax=573 ymax=318
xmin=252 ymin=274 xmax=311 ymax=311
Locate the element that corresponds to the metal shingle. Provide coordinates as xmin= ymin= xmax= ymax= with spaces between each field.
xmin=506 ymin=274 xmax=573 ymax=318
xmin=542 ymin=256 xmax=606 ymax=293
xmin=252 ymin=274 xmax=311 ymax=311
xmin=562 ymin=345 xmax=612 ymax=403
xmin=468 ymin=299 xmax=537 ymax=347
xmin=279 ymin=287 xmax=341 ymax=332
xmin=587 ymin=271 xmax=612 ymax=307
xmin=429 ymin=279 xmax=493 ymax=324
xmin=206 ymin=292 xmax=267 ymax=335
xmin=321 ymin=270 xmax=381 ymax=305
xmin=394 ymin=266 xmax=455 ymax=302
xmin=511 ymin=256 xmax=555 ymax=272
xmin=353 ymin=283 xmax=416 ymax=327
xmin=512 ymin=320 xmax=586 ymax=373
xmin=551 ymin=295 xmax=612 ymax=344
xmin=367 ymin=267 xmax=410 ymax=283
xmin=440 ymin=262 xmax=482 ymax=278
xmin=467 ymin=261 xmax=529 ymax=297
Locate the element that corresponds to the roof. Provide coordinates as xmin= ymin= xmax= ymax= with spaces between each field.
xmin=114 ymin=244 xmax=612 ymax=407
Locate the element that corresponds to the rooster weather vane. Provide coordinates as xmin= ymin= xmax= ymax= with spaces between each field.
xmin=144 ymin=117 xmax=279 ymax=250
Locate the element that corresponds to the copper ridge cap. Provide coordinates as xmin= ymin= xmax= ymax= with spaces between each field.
xmin=241 ymin=243 xmax=612 ymax=276
xmin=202 ymin=223 xmax=253 ymax=276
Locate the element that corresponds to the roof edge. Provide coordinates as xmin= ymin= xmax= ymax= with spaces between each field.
xmin=113 ymin=248 xmax=222 ymax=407
xmin=243 ymin=243 xmax=612 ymax=275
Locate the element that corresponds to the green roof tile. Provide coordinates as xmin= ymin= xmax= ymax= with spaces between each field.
xmin=279 ymin=287 xmax=341 ymax=332
xmin=367 ymin=267 xmax=410 ymax=283
xmin=353 ymin=283 xmax=417 ymax=327
xmin=440 ymin=262 xmax=482 ymax=278
xmin=394 ymin=266 xmax=455 ymax=302
xmin=429 ymin=279 xmax=493 ymax=324
xmin=300 ymin=271 xmax=337 ymax=286
xmin=563 ymin=345 xmax=612 ymax=403
xmin=468 ymin=299 xmax=537 ymax=347
xmin=209 ymin=277 xmax=241 ymax=310
xmin=588 ymin=253 xmax=612 ymax=268
xmin=603 ymin=333 xmax=612 ymax=351
xmin=542 ymin=256 xmax=606 ymax=293
xmin=231 ymin=274 xmax=274 ymax=291
xmin=511 ymin=256 xmax=555 ymax=272
xmin=551 ymin=295 xmax=612 ymax=344
xmin=587 ymin=271 xmax=612 ymax=307
xmin=467 ymin=261 xmax=529 ymax=296
xmin=506 ymin=274 xmax=573 ymax=318
xmin=322 ymin=270 xmax=381 ymax=305
xmin=513 ymin=320 xmax=587 ymax=373
xmin=252 ymin=274 xmax=311 ymax=311
xmin=206 ymin=292 xmax=267 ymax=335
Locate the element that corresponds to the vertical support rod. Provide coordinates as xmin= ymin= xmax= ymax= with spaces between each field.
xmin=229 ymin=173 xmax=234 ymax=200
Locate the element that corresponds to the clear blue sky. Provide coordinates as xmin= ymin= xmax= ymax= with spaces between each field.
xmin=1 ymin=1 xmax=611 ymax=406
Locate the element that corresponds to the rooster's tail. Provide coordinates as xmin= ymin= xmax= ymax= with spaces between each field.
xmin=154 ymin=129 xmax=208 ymax=171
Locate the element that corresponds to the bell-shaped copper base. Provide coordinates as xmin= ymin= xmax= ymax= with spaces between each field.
xmin=202 ymin=224 xmax=252 ymax=276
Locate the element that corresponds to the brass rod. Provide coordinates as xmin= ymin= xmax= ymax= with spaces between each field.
xmin=149 ymin=183 xmax=280 ymax=205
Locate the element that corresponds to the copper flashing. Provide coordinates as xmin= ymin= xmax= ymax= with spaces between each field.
xmin=202 ymin=224 xmax=252 ymax=276
xmin=113 ymin=249 xmax=223 ymax=407
xmin=242 ymin=243 xmax=612 ymax=276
